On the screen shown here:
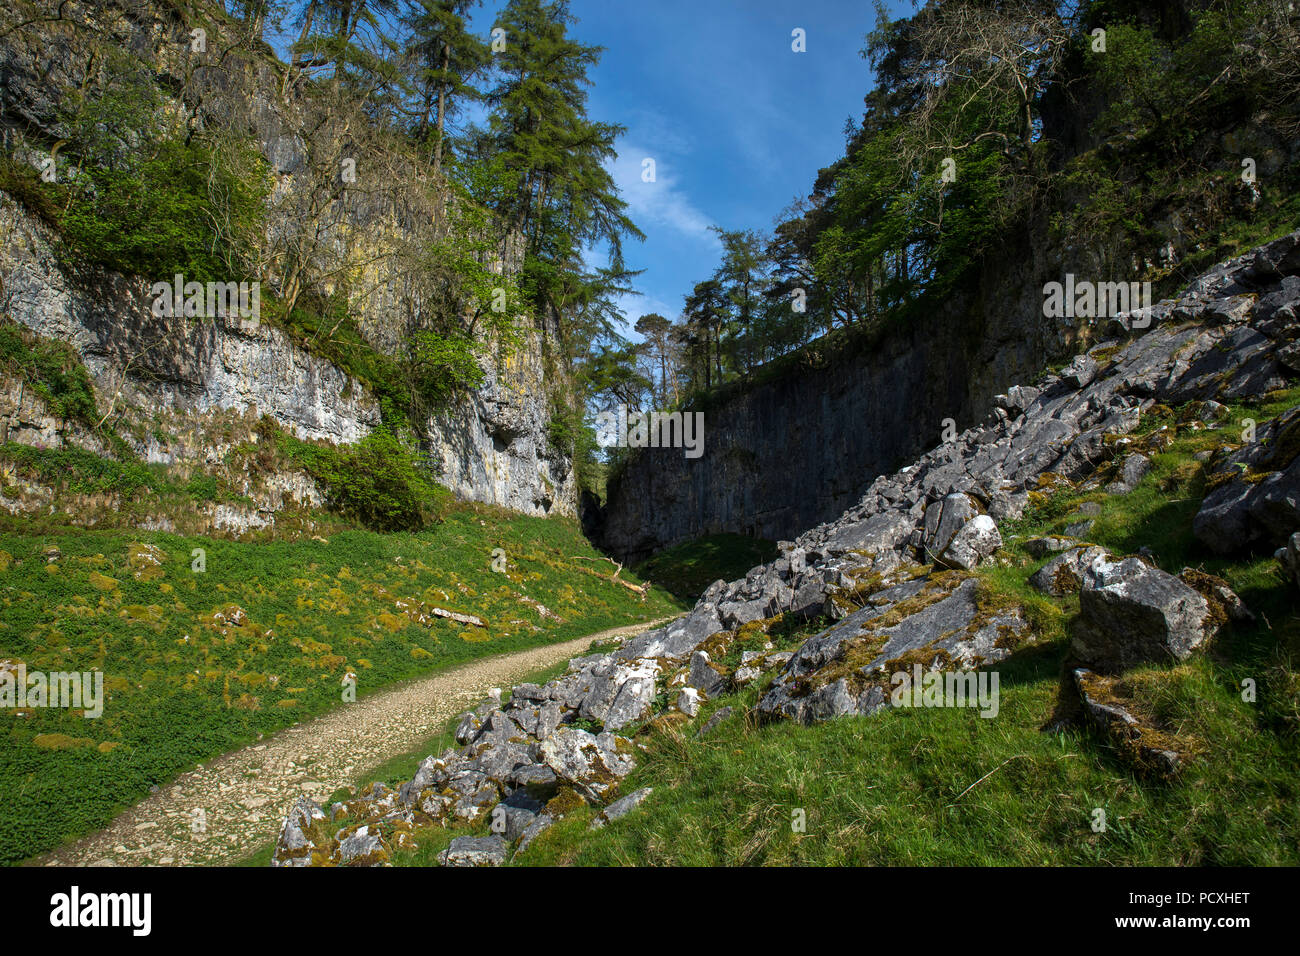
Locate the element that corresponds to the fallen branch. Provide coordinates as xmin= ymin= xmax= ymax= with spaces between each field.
xmin=568 ymin=555 xmax=650 ymax=599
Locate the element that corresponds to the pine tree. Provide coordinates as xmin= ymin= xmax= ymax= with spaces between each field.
xmin=479 ymin=0 xmax=641 ymax=318
xmin=633 ymin=312 xmax=675 ymax=405
xmin=404 ymin=0 xmax=489 ymax=173
xmin=682 ymin=279 xmax=728 ymax=390
xmin=712 ymin=227 xmax=770 ymax=375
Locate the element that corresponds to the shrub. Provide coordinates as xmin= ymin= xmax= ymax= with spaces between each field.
xmin=0 ymin=318 xmax=99 ymax=424
xmin=281 ymin=429 xmax=443 ymax=531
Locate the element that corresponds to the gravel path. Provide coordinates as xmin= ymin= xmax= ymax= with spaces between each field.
xmin=34 ymin=619 xmax=673 ymax=867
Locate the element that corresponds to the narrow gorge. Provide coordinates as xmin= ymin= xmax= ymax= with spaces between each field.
xmin=0 ymin=0 xmax=1297 ymax=907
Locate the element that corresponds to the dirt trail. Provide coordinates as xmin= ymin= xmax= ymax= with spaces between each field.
xmin=35 ymin=618 xmax=673 ymax=867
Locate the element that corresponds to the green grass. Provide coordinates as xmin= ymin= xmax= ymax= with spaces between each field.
xmin=0 ymin=507 xmax=684 ymax=865
xmin=634 ymin=533 xmax=778 ymax=602
xmin=491 ymin=387 xmax=1300 ymax=866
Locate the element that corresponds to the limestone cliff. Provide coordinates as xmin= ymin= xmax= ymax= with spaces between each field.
xmin=0 ymin=0 xmax=575 ymax=525
xmin=600 ymin=154 xmax=1300 ymax=563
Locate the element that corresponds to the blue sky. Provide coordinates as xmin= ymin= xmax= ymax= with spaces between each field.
xmin=470 ymin=0 xmax=911 ymax=334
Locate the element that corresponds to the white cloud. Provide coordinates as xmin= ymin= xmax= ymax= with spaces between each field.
xmin=610 ymin=144 xmax=720 ymax=246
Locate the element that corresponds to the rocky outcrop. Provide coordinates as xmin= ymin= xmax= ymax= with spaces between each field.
xmin=757 ymin=572 xmax=1030 ymax=725
xmin=601 ymin=223 xmax=1298 ymax=565
xmin=0 ymin=195 xmax=381 ymax=448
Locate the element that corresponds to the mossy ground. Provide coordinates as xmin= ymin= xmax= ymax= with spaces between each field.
xmin=0 ymin=506 xmax=684 ymax=865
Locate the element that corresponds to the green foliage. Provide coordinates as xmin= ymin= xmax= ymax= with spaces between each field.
xmin=0 ymin=318 xmax=98 ymax=424
xmin=0 ymin=444 xmax=164 ymax=497
xmin=404 ymin=0 xmax=491 ymax=170
xmin=470 ymin=0 xmax=642 ymax=322
xmin=633 ymin=533 xmax=779 ymax=602
xmin=1049 ymin=0 xmax=1300 ymax=292
xmin=280 ymin=429 xmax=444 ymax=531
xmin=0 ymin=153 xmax=63 ymax=225
xmin=53 ymin=74 xmax=268 ymax=282
xmin=408 ymin=330 xmax=487 ymax=405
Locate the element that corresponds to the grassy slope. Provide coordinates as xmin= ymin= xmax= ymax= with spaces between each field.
xmin=0 ymin=508 xmax=683 ymax=864
xmin=386 ymin=386 xmax=1300 ymax=866
xmin=633 ymin=533 xmax=778 ymax=603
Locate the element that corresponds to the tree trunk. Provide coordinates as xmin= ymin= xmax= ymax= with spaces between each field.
xmin=433 ymin=41 xmax=449 ymax=175
xmin=290 ymin=0 xmax=318 ymax=73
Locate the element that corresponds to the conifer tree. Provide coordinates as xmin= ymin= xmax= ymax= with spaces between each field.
xmin=404 ymin=0 xmax=489 ymax=173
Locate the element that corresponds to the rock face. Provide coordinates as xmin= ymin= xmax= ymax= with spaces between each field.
xmin=599 ymin=207 xmax=1296 ymax=563
xmin=0 ymin=2 xmax=576 ymax=519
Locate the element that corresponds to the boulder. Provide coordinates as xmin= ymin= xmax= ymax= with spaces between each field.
xmin=822 ymin=509 xmax=916 ymax=559
xmin=920 ymin=493 xmax=977 ymax=563
xmin=1061 ymin=354 xmax=1098 ymax=389
xmin=337 ymin=825 xmax=388 ymax=866
xmin=1029 ymin=545 xmax=1111 ymax=597
xmin=1279 ymin=531 xmax=1300 ymax=588
xmin=1024 ymin=536 xmax=1078 ymax=559
xmin=1072 ymin=558 xmax=1220 ymax=670
xmin=271 ymin=796 xmax=326 ymax=867
xmin=1193 ymin=405 xmax=1300 ymax=553
xmin=496 ymin=791 xmax=544 ymax=842
xmin=939 ymin=514 xmax=1002 ymax=570
xmin=1105 ymin=453 xmax=1151 ymax=494
xmin=1072 ymin=669 xmax=1185 ymax=777
xmin=440 ymin=835 xmax=508 ymax=867
xmin=617 ymin=605 xmax=723 ymax=663
xmin=719 ymin=597 xmax=772 ymax=629
xmin=469 ymin=739 xmax=534 ymax=785
xmin=516 ymin=813 xmax=554 ymax=853
xmin=537 ymin=727 xmax=635 ymax=801
xmin=687 ymin=651 xmax=726 ymax=698
xmin=676 ymin=687 xmax=701 ymax=717
xmin=696 ymin=706 xmax=733 ymax=738
xmin=591 ymin=787 xmax=653 ymax=829
xmin=505 ymin=762 xmax=560 ymax=801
